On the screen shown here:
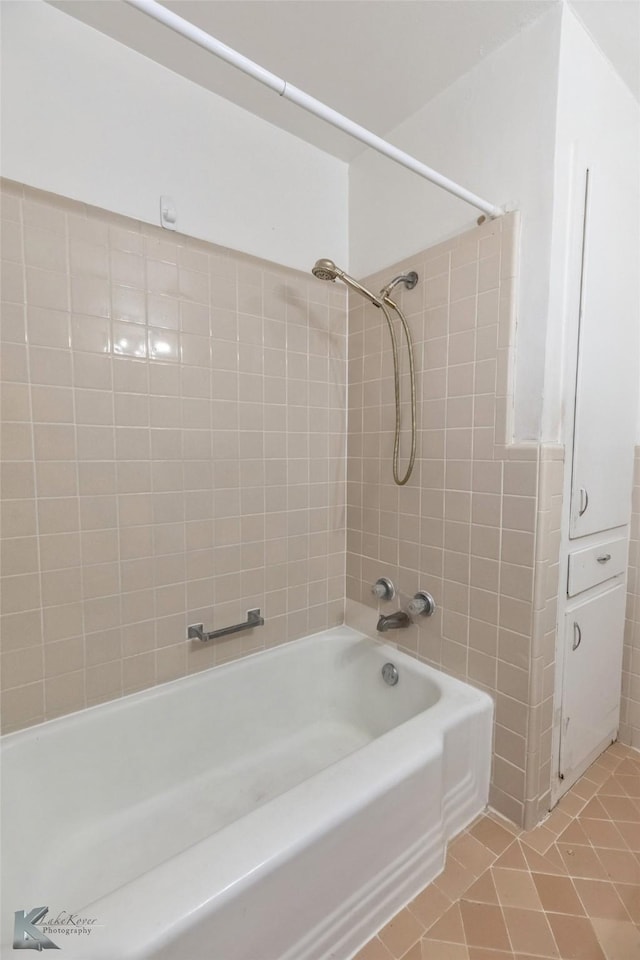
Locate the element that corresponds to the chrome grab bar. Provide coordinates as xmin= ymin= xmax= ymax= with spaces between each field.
xmin=188 ymin=608 xmax=264 ymax=642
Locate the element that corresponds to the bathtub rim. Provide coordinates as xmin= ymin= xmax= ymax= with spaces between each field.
xmin=0 ymin=623 xmax=489 ymax=747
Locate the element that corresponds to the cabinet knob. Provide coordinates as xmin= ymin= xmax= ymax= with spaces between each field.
xmin=596 ymin=554 xmax=611 ymax=564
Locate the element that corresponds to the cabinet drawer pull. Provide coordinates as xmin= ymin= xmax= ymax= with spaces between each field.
xmin=572 ymin=621 xmax=582 ymax=651
xmin=578 ymin=487 xmax=589 ymax=516
xmin=596 ymin=554 xmax=612 ymax=564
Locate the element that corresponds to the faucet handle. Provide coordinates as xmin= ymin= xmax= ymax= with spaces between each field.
xmin=372 ymin=577 xmax=395 ymax=601
xmin=407 ymin=591 xmax=436 ymax=617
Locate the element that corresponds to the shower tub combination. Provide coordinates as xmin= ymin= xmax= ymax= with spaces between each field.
xmin=2 ymin=626 xmax=492 ymax=959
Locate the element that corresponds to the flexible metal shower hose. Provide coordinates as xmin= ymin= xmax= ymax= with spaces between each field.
xmin=380 ymin=298 xmax=416 ymax=486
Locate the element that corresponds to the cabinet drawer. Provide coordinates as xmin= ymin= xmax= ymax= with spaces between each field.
xmin=567 ymin=537 xmax=627 ymax=597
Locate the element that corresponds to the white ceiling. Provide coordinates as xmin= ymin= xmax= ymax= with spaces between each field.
xmin=49 ymin=0 xmax=639 ymax=161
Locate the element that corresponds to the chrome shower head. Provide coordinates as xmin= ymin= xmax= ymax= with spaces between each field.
xmin=312 ymin=258 xmax=340 ymax=281
xmin=310 ymin=258 xmax=383 ymax=308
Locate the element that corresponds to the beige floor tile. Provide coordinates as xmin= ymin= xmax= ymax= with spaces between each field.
xmin=427 ymin=903 xmax=466 ymax=945
xmin=521 ymin=826 xmax=557 ymax=855
xmin=435 ymin=856 xmax=478 ymax=901
xmin=592 ymin=753 xmax=620 ymax=773
xmin=399 ymin=942 xmax=422 ymax=960
xmin=557 ymin=819 xmax=591 ymax=846
xmin=408 ymin=883 xmax=451 ymax=929
xmin=585 ymin=764 xmax=616 ymax=787
xmin=486 ymin=810 xmax=521 ymax=837
xmin=613 ymin=882 xmax=640 ymax=923
xmin=493 ymin=840 xmax=528 ymax=871
xmin=513 ymin=955 xmax=558 ymax=960
xmin=469 ymin=818 xmax=515 ymax=855
xmin=595 ymin=848 xmax=640 ymax=884
xmin=379 ymin=908 xmax=424 ymax=958
xmin=597 ymin=796 xmax=639 ymax=823
xmin=468 ymin=948 xmax=516 ymax=960
xmin=571 ymin=778 xmax=601 ymax=802
xmin=578 ymin=818 xmax=629 ymax=850
xmin=354 ymin=746 xmax=640 ymax=960
xmin=617 ymin=774 xmax=640 ymax=798
xmin=598 ymin=776 xmax=629 ymax=798
xmin=572 ymin=879 xmax=631 ymax=922
xmin=614 ymin=758 xmax=640 ymax=777
xmin=502 ymin=906 xmax=559 ymax=957
xmin=459 ymin=901 xmax=511 ymax=952
xmin=521 ymin=841 xmax=568 ymax=876
xmin=615 ymin=820 xmax=640 ymax=851
xmin=492 ymin=867 xmax=543 ymax=910
xmin=464 ymin=870 xmax=500 ymax=906
xmin=580 ymin=798 xmax=610 ymax=820
xmin=353 ymin=936 xmax=395 ymax=960
xmin=450 ymin=832 xmax=497 ymax=877
xmin=546 ymin=914 xmax=606 ymax=960
xmin=532 ymin=873 xmax=586 ymax=916
xmin=558 ymin=791 xmax=588 ymax=819
xmin=557 ymin=842 xmax=609 ymax=880
xmin=542 ymin=806 xmax=574 ymax=837
xmin=590 ymin=918 xmax=640 ymax=960
xmin=420 ymin=940 xmax=470 ymax=959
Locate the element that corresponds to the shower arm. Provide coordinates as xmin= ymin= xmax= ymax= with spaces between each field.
xmin=125 ymin=0 xmax=503 ymax=219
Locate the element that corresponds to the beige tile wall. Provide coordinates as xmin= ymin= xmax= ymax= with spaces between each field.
xmin=621 ymin=447 xmax=640 ymax=748
xmin=344 ymin=214 xmax=564 ymax=828
xmin=0 ymin=179 xmax=346 ymax=732
xmin=0 ymin=179 xmax=568 ymax=829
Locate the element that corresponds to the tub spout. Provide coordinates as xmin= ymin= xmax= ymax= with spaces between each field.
xmin=376 ymin=611 xmax=411 ymax=632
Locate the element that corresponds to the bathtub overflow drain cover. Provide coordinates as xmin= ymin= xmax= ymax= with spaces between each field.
xmin=382 ymin=662 xmax=399 ymax=686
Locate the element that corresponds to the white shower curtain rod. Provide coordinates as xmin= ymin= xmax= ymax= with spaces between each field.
xmin=125 ymin=0 xmax=503 ymax=219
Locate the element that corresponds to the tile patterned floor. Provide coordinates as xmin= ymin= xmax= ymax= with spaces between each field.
xmin=355 ymin=743 xmax=640 ymax=960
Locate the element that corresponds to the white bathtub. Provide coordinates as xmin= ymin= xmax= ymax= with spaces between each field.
xmin=1 ymin=626 xmax=492 ymax=959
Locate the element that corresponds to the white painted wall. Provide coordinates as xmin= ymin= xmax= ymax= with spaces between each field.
xmin=0 ymin=0 xmax=348 ymax=273
xmin=348 ymin=9 xmax=563 ymax=441
xmin=545 ymin=6 xmax=640 ymax=445
xmin=4 ymin=2 xmax=636 ymax=442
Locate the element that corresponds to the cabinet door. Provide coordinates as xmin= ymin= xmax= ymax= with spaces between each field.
xmin=569 ymin=167 xmax=638 ymax=538
xmin=559 ymin=583 xmax=626 ymax=780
